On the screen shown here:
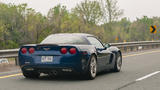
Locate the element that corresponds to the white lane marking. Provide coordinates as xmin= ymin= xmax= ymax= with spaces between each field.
xmin=136 ymin=71 xmax=160 ymax=81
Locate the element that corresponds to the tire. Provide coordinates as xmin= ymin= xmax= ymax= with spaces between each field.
xmin=113 ymin=53 xmax=122 ymax=72
xmin=22 ymin=71 xmax=40 ymax=79
xmin=85 ymin=55 xmax=97 ymax=80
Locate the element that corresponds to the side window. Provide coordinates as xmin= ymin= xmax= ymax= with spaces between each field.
xmin=87 ymin=37 xmax=104 ymax=49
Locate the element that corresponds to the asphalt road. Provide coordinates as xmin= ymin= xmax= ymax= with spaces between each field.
xmin=0 ymin=49 xmax=160 ymax=90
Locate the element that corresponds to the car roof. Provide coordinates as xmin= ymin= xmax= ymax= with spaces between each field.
xmin=51 ymin=33 xmax=94 ymax=37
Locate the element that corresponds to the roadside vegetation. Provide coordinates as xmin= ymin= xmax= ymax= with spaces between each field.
xmin=0 ymin=0 xmax=159 ymax=49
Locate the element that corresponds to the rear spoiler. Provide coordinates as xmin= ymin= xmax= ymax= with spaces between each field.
xmin=36 ymin=44 xmax=59 ymax=46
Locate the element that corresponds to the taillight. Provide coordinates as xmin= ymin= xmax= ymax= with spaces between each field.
xmin=69 ymin=48 xmax=76 ymax=54
xmin=61 ymin=48 xmax=67 ymax=54
xmin=29 ymin=48 xmax=35 ymax=54
xmin=21 ymin=48 xmax=27 ymax=54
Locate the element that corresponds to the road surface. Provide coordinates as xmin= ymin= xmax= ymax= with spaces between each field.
xmin=0 ymin=49 xmax=160 ymax=90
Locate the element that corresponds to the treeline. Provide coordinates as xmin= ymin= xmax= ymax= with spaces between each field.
xmin=0 ymin=0 xmax=160 ymax=49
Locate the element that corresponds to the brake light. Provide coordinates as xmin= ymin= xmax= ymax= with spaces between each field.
xmin=69 ymin=48 xmax=76 ymax=54
xmin=29 ymin=48 xmax=35 ymax=54
xmin=21 ymin=48 xmax=27 ymax=54
xmin=61 ymin=48 xmax=67 ymax=54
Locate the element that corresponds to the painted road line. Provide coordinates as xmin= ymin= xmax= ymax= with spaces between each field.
xmin=117 ymin=71 xmax=160 ymax=90
xmin=123 ymin=50 xmax=160 ymax=58
xmin=0 ymin=73 xmax=22 ymax=79
xmin=0 ymin=70 xmax=21 ymax=75
xmin=136 ymin=71 xmax=160 ymax=81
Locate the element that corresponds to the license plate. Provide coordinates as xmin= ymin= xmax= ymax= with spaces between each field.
xmin=41 ymin=56 xmax=53 ymax=62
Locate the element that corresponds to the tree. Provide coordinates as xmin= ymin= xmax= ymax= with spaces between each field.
xmin=100 ymin=0 xmax=123 ymax=23
xmin=1 ymin=2 xmax=160 ymax=49
xmin=129 ymin=16 xmax=153 ymax=41
xmin=47 ymin=5 xmax=69 ymax=33
xmin=73 ymin=0 xmax=103 ymax=25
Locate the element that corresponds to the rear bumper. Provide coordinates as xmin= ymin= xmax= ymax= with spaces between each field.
xmin=20 ymin=63 xmax=87 ymax=75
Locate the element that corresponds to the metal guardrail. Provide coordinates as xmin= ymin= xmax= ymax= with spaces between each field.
xmin=0 ymin=49 xmax=19 ymax=65
xmin=110 ymin=41 xmax=160 ymax=52
xmin=1 ymin=40 xmax=160 ymax=65
xmin=0 ymin=49 xmax=19 ymax=58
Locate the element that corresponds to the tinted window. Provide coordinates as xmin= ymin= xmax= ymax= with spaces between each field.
xmin=41 ymin=35 xmax=88 ymax=45
xmin=87 ymin=37 xmax=104 ymax=48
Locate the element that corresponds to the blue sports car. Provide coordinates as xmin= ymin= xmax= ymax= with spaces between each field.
xmin=18 ymin=33 xmax=122 ymax=80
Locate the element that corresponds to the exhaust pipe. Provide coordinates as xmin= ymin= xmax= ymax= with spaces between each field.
xmin=53 ymin=71 xmax=58 ymax=75
xmin=49 ymin=70 xmax=58 ymax=76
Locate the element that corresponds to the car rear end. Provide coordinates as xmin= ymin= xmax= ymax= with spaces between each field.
xmin=18 ymin=44 xmax=90 ymax=75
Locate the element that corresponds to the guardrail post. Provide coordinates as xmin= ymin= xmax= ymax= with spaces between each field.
xmin=15 ymin=57 xmax=19 ymax=66
xmin=124 ymin=47 xmax=127 ymax=52
xmin=130 ymin=47 xmax=133 ymax=51
xmin=152 ymin=45 xmax=154 ymax=49
xmin=156 ymin=44 xmax=159 ymax=48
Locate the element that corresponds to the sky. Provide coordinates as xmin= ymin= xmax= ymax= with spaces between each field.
xmin=1 ymin=0 xmax=160 ymax=21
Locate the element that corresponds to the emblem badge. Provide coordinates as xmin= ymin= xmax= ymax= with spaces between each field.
xmin=43 ymin=48 xmax=50 ymax=51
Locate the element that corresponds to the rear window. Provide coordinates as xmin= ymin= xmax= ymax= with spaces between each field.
xmin=41 ymin=35 xmax=89 ymax=45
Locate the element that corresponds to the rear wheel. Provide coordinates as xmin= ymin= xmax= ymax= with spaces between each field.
xmin=22 ymin=71 xmax=40 ymax=79
xmin=113 ymin=53 xmax=122 ymax=72
xmin=85 ymin=55 xmax=97 ymax=80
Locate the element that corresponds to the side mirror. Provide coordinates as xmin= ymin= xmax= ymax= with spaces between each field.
xmin=105 ymin=43 xmax=111 ymax=48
